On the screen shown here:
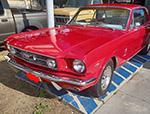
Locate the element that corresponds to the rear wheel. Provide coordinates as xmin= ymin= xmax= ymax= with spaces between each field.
xmin=140 ymin=45 xmax=149 ymax=55
xmin=89 ymin=59 xmax=114 ymax=97
xmin=24 ymin=28 xmax=33 ymax=32
xmin=22 ymin=27 xmax=38 ymax=32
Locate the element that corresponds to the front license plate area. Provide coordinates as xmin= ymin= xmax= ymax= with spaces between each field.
xmin=26 ymin=72 xmax=41 ymax=83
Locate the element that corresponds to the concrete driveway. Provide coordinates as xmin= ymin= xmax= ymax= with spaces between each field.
xmin=95 ymin=58 xmax=150 ymax=114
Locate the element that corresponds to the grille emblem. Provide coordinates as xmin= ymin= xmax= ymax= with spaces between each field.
xmin=21 ymin=52 xmax=37 ymax=61
xmin=22 ymin=52 xmax=32 ymax=59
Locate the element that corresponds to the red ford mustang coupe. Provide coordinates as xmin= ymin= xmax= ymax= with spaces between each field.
xmin=5 ymin=4 xmax=150 ymax=97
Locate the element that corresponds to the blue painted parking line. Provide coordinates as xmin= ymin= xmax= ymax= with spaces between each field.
xmin=116 ymin=68 xmax=131 ymax=78
xmin=107 ymin=83 xmax=117 ymax=93
xmin=15 ymin=54 xmax=150 ymax=114
xmin=123 ymin=63 xmax=137 ymax=73
xmin=121 ymin=66 xmax=134 ymax=74
xmin=71 ymin=101 xmax=80 ymax=110
xmin=140 ymin=55 xmax=150 ymax=60
xmin=62 ymin=94 xmax=74 ymax=103
xmin=129 ymin=59 xmax=143 ymax=67
xmin=77 ymin=96 xmax=98 ymax=114
xmin=112 ymin=73 xmax=124 ymax=85
xmin=134 ymin=56 xmax=147 ymax=63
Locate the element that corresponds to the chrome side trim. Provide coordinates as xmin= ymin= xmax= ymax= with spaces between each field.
xmin=6 ymin=56 xmax=96 ymax=86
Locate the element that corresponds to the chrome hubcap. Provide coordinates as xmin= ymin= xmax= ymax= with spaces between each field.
xmin=101 ymin=65 xmax=112 ymax=91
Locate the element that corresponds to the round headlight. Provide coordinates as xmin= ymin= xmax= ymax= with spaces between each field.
xmin=32 ymin=55 xmax=37 ymax=61
xmin=47 ymin=59 xmax=57 ymax=69
xmin=10 ymin=46 xmax=16 ymax=55
xmin=73 ymin=60 xmax=85 ymax=73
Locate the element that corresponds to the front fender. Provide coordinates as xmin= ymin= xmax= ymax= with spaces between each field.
xmin=84 ymin=48 xmax=117 ymax=84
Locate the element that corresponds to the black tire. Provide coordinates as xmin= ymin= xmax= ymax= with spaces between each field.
xmin=89 ymin=59 xmax=114 ymax=97
xmin=0 ymin=47 xmax=5 ymax=51
xmin=22 ymin=27 xmax=38 ymax=32
xmin=0 ymin=42 xmax=5 ymax=51
xmin=24 ymin=29 xmax=33 ymax=32
xmin=140 ymin=45 xmax=149 ymax=55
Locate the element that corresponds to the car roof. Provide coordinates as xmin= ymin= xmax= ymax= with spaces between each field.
xmin=87 ymin=3 xmax=142 ymax=10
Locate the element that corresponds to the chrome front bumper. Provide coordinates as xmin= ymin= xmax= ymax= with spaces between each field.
xmin=6 ymin=56 xmax=96 ymax=86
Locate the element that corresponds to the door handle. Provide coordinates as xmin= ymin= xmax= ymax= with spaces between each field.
xmin=1 ymin=19 xmax=8 ymax=22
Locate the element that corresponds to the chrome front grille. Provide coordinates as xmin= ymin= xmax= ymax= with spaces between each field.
xmin=55 ymin=15 xmax=70 ymax=25
xmin=13 ymin=48 xmax=55 ymax=68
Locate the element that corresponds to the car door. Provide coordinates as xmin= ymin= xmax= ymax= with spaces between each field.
xmin=116 ymin=8 xmax=149 ymax=63
xmin=128 ymin=8 xmax=149 ymax=54
xmin=0 ymin=0 xmax=15 ymax=43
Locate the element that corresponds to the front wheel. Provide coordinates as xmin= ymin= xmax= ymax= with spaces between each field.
xmin=89 ymin=59 xmax=114 ymax=97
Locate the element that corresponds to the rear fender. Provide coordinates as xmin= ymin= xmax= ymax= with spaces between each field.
xmin=16 ymin=20 xmax=44 ymax=33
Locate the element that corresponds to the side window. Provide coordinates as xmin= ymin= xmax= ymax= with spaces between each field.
xmin=0 ymin=1 xmax=4 ymax=15
xmin=132 ymin=8 xmax=148 ymax=28
xmin=130 ymin=8 xmax=148 ymax=29
xmin=93 ymin=0 xmax=101 ymax=4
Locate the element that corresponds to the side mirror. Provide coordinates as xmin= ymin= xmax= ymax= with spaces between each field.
xmin=135 ymin=22 xmax=141 ymax=27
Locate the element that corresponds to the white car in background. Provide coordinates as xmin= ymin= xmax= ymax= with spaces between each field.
xmin=0 ymin=0 xmax=47 ymax=46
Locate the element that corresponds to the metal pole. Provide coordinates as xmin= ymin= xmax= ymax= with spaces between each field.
xmin=30 ymin=0 xmax=32 ymax=9
xmin=46 ymin=0 xmax=55 ymax=28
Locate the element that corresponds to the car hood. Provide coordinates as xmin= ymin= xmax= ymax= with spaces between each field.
xmin=7 ymin=26 xmax=126 ymax=58
xmin=54 ymin=8 xmax=78 ymax=16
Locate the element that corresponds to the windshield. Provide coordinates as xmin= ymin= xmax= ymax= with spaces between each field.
xmin=65 ymin=0 xmax=92 ymax=7
xmin=69 ymin=7 xmax=130 ymax=30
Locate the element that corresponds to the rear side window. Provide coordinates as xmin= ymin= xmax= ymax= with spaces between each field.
xmin=103 ymin=0 xmax=109 ymax=3
xmin=0 ymin=1 xmax=4 ymax=15
xmin=145 ymin=0 xmax=150 ymax=12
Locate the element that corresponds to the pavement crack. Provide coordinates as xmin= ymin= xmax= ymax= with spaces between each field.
xmin=119 ymin=90 xmax=150 ymax=105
